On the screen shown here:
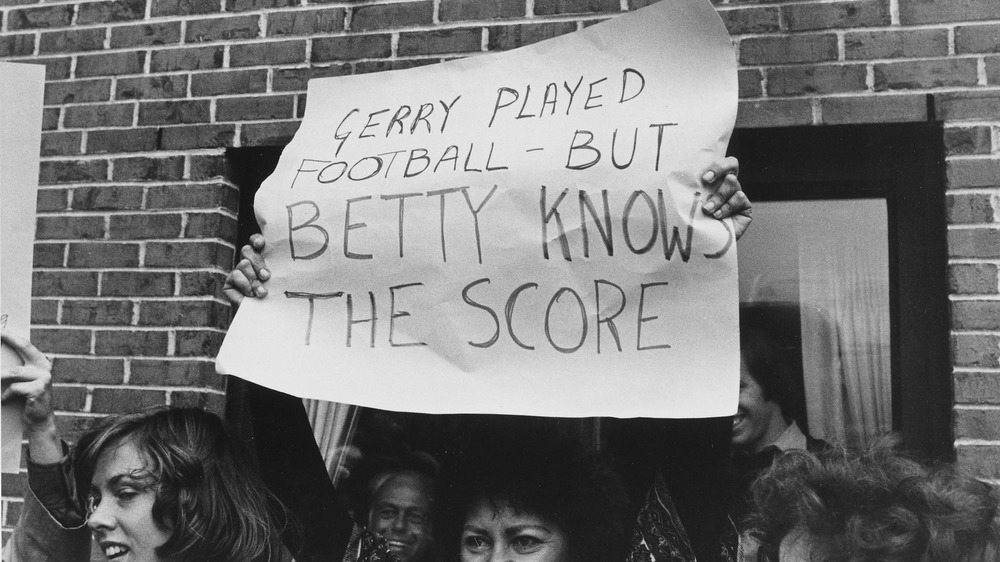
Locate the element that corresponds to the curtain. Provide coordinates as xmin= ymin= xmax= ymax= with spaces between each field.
xmin=799 ymin=239 xmax=891 ymax=447
xmin=303 ymin=399 xmax=360 ymax=485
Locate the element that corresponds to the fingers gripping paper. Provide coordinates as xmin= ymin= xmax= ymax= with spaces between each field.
xmin=217 ymin=0 xmax=739 ymax=418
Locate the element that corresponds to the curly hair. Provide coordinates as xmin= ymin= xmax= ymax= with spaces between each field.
xmin=74 ymin=407 xmax=289 ymax=562
xmin=438 ymin=433 xmax=632 ymax=562
xmin=747 ymin=441 xmax=1000 ymax=562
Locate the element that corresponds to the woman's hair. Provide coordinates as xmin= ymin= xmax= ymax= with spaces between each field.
xmin=438 ymin=433 xmax=632 ymax=562
xmin=74 ymin=407 xmax=289 ymax=562
xmin=747 ymin=440 xmax=1000 ymax=561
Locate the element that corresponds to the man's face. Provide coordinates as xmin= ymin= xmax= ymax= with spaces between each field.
xmin=732 ymin=359 xmax=786 ymax=453
xmin=367 ymin=472 xmax=434 ymax=562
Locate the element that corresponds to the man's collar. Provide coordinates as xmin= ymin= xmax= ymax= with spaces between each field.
xmin=772 ymin=420 xmax=808 ymax=452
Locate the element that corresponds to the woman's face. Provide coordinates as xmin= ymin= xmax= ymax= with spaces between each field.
xmin=86 ymin=439 xmax=174 ymax=562
xmin=461 ymin=498 xmax=569 ymax=562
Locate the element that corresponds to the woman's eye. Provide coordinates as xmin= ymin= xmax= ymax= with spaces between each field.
xmin=462 ymin=535 xmax=490 ymax=553
xmin=115 ymin=488 xmax=139 ymax=501
xmin=511 ymin=534 xmax=543 ymax=552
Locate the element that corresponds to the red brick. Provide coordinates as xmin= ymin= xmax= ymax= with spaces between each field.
xmin=30 ymin=328 xmax=91 ymax=354
xmin=957 ymin=446 xmax=1000 ymax=479
xmin=355 ymin=58 xmax=441 ymax=74
xmin=955 ymin=23 xmax=1000 ymax=54
xmin=186 ymin=15 xmax=260 ymax=42
xmin=988 ymin=57 xmax=1000 ymax=85
xmin=39 ymin=160 xmax=108 ymax=185
xmin=953 ymin=333 xmax=999 ymax=368
xmin=110 ymin=22 xmax=182 ymax=48
xmin=36 ymin=188 xmax=70 ymax=212
xmin=189 ymin=155 xmax=229 ymax=181
xmin=146 ymin=183 xmax=238 ymax=210
xmin=190 ymin=69 xmax=267 ymax=96
xmin=955 ymin=408 xmax=1000 ymax=440
xmin=44 ymin=79 xmax=112 ymax=105
xmin=138 ymin=100 xmax=211 ymax=126
xmin=67 ymin=242 xmax=140 ymax=268
xmin=185 ymin=212 xmax=237 ymax=240
xmin=7 ymin=5 xmax=73 ymax=30
xmin=719 ymin=6 xmax=781 ymax=35
xmin=95 ymin=330 xmax=169 ymax=356
xmin=38 ymin=28 xmax=105 ymax=54
xmin=151 ymin=0 xmax=222 ymax=17
xmin=949 ymin=228 xmax=1000 ymax=259
xmin=534 ymin=0 xmax=619 ymax=16
xmin=440 ymin=0 xmax=525 ymax=21
xmin=55 ymin=415 xmax=104 ymax=447
xmin=953 ymin=301 xmax=1000 ymax=330
xmin=900 ymin=0 xmax=1000 ymax=25
xmin=116 ymin=75 xmax=188 ymax=100
xmin=91 ymin=388 xmax=168 ymax=413
xmin=313 ymin=35 xmax=392 ymax=61
xmin=948 ymin=192 xmax=998 ymax=224
xmin=740 ymin=34 xmax=838 ymax=65
xmin=2 ymin=474 xmax=26 ymax=497
xmin=42 ymin=108 xmax=60 ymax=130
xmin=179 ymin=271 xmax=228 ymax=297
xmin=144 ymin=241 xmax=234 ymax=268
xmin=267 ymin=8 xmax=346 ymax=36
xmin=5 ymin=501 xmax=24 ymax=527
xmin=947 ymin=158 xmax=1000 ymax=189
xmin=944 ymin=126 xmax=993 ymax=156
xmin=64 ymin=104 xmax=134 ymax=129
xmin=25 ymin=57 xmax=71 ymax=80
xmin=230 ymin=40 xmax=306 ymax=67
xmin=76 ymin=51 xmax=146 ymax=78
xmin=113 ymin=156 xmax=185 ymax=182
xmin=820 ymin=94 xmax=928 ymax=125
xmin=936 ymin=92 xmax=1000 ymax=121
xmin=766 ymin=64 xmax=867 ymax=96
xmin=241 ymin=121 xmax=301 ymax=146
xmin=31 ymin=300 xmax=58 ymax=324
xmin=130 ymin=359 xmax=222 ymax=387
xmin=150 ymin=46 xmax=224 ymax=72
xmin=109 ymin=213 xmax=183 ymax=239
xmin=159 ymin=125 xmax=236 ymax=150
xmin=230 ymin=0 xmax=297 ymax=9
xmin=169 ymin=391 xmax=226 ymax=412
xmin=34 ymin=244 xmax=66 ymax=268
xmin=784 ymin=0 xmax=889 ymax=31
xmin=62 ymin=299 xmax=134 ymax=326
xmin=216 ymin=95 xmax=295 ymax=121
xmin=87 ymin=128 xmax=160 ymax=154
xmin=845 ymin=28 xmax=949 ymax=60
xmin=398 ymin=28 xmax=483 ymax=56
xmin=738 ymin=69 xmax=763 ymax=98
xmin=1 ymin=34 xmax=35 ymax=58
xmin=51 ymin=386 xmax=87 ymax=411
xmin=139 ymin=300 xmax=229 ymax=328
xmin=102 ymin=271 xmax=175 ymax=297
xmin=488 ymin=22 xmax=578 ymax=50
xmin=175 ymin=330 xmax=226 ymax=357
xmin=736 ymin=99 xmax=813 ymax=128
xmin=51 ymin=357 xmax=125 ymax=385
xmin=77 ymin=0 xmax=146 ymax=24
xmin=351 ymin=2 xmax=433 ymax=31
xmin=36 ymin=215 xmax=105 ymax=240
xmin=949 ymin=263 xmax=999 ymax=295
xmin=955 ymin=372 xmax=1000 ymax=404
xmin=72 ymin=185 xmax=143 ymax=211
xmin=41 ymin=132 xmax=83 ymax=156
xmin=273 ymin=64 xmax=352 ymax=91
xmin=874 ymin=59 xmax=979 ymax=91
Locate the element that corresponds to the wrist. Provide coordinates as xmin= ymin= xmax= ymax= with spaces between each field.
xmin=26 ymin=416 xmax=63 ymax=465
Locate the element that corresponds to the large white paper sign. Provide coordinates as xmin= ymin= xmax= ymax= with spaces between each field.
xmin=218 ymin=0 xmax=740 ymax=418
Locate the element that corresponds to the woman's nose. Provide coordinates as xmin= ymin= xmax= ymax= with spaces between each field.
xmin=87 ymin=501 xmax=115 ymax=531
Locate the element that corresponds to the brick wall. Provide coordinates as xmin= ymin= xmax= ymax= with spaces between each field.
xmin=1 ymin=0 xmax=998 ymax=539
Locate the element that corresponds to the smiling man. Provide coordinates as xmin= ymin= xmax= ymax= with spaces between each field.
xmin=366 ymin=469 xmax=436 ymax=562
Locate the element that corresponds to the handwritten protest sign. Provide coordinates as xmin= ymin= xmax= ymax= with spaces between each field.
xmin=1 ymin=62 xmax=45 ymax=472
xmin=218 ymin=0 xmax=740 ymax=418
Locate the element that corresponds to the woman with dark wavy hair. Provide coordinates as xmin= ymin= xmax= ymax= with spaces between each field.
xmin=747 ymin=441 xmax=1000 ymax=562
xmin=1 ymin=332 xmax=289 ymax=562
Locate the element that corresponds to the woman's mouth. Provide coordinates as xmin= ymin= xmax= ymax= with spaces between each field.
xmin=101 ymin=542 xmax=130 ymax=559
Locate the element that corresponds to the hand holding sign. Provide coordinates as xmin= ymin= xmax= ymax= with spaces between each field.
xmin=1 ymin=332 xmax=62 ymax=465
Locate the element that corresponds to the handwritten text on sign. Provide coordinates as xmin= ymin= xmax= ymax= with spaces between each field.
xmin=218 ymin=0 xmax=741 ymax=418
